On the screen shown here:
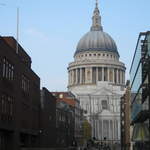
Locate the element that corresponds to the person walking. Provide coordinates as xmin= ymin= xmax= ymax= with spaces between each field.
xmin=71 ymin=138 xmax=78 ymax=150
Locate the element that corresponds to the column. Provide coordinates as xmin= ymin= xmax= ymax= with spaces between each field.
xmin=109 ymin=120 xmax=111 ymax=140
xmin=76 ymin=69 xmax=78 ymax=84
xmin=107 ymin=120 xmax=109 ymax=140
xmin=94 ymin=119 xmax=95 ymax=138
xmin=114 ymin=120 xmax=117 ymax=140
xmin=122 ymin=70 xmax=124 ymax=84
xmin=116 ymin=69 xmax=118 ymax=84
xmin=73 ymin=69 xmax=75 ymax=84
xmin=118 ymin=69 xmax=120 ymax=84
xmin=123 ymin=70 xmax=125 ymax=84
xmin=102 ymin=67 xmax=104 ymax=81
xmin=116 ymin=120 xmax=118 ymax=140
xmin=120 ymin=70 xmax=122 ymax=84
xmin=72 ymin=70 xmax=74 ymax=85
xmin=118 ymin=119 xmax=120 ymax=140
xmin=96 ymin=67 xmax=98 ymax=83
xmin=80 ymin=68 xmax=82 ymax=84
xmin=70 ymin=70 xmax=72 ymax=85
xmin=90 ymin=67 xmax=93 ymax=83
xmin=68 ymin=71 xmax=70 ymax=85
xmin=96 ymin=118 xmax=99 ymax=139
xmin=107 ymin=67 xmax=110 ymax=82
xmin=112 ymin=68 xmax=115 ymax=83
xmin=71 ymin=70 xmax=73 ymax=84
xmin=99 ymin=120 xmax=102 ymax=140
xmin=97 ymin=120 xmax=100 ymax=139
xmin=102 ymin=119 xmax=103 ymax=139
xmin=82 ymin=68 xmax=85 ymax=84
xmin=92 ymin=119 xmax=94 ymax=137
xmin=120 ymin=69 xmax=122 ymax=84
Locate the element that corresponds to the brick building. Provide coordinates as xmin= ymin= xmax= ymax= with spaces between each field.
xmin=0 ymin=37 xmax=40 ymax=150
xmin=52 ymin=92 xmax=75 ymax=147
xmin=40 ymin=87 xmax=56 ymax=148
xmin=52 ymin=92 xmax=82 ymax=142
xmin=120 ymin=80 xmax=131 ymax=150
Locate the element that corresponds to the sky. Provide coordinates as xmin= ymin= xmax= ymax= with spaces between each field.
xmin=0 ymin=0 xmax=150 ymax=91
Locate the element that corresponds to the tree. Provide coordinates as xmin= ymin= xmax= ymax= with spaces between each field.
xmin=82 ymin=119 xmax=92 ymax=140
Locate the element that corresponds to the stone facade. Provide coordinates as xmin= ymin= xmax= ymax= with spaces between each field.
xmin=68 ymin=1 xmax=126 ymax=144
xmin=68 ymin=51 xmax=125 ymax=87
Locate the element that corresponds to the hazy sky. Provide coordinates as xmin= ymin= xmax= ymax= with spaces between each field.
xmin=0 ymin=0 xmax=150 ymax=91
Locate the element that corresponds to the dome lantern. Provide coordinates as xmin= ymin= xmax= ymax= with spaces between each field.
xmin=91 ymin=0 xmax=103 ymax=31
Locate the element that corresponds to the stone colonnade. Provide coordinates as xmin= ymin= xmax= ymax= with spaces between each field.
xmin=68 ymin=66 xmax=125 ymax=85
xmin=91 ymin=118 xmax=120 ymax=141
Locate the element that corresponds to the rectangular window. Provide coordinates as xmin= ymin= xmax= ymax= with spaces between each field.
xmin=21 ymin=75 xmax=30 ymax=92
xmin=0 ymin=94 xmax=14 ymax=121
xmin=2 ymin=58 xmax=14 ymax=80
xmin=0 ymin=131 xmax=7 ymax=150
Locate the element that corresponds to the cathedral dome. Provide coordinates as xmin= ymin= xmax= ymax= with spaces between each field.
xmin=75 ymin=30 xmax=118 ymax=55
xmin=74 ymin=1 xmax=119 ymax=56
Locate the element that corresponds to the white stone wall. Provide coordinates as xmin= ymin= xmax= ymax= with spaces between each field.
xmin=69 ymin=82 xmax=124 ymax=142
xmin=68 ymin=51 xmax=125 ymax=143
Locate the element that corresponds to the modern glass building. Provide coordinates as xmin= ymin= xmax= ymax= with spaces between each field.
xmin=130 ymin=31 xmax=150 ymax=150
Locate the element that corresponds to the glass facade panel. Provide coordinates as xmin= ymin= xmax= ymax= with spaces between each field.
xmin=130 ymin=36 xmax=143 ymax=85
xmin=131 ymin=88 xmax=142 ymax=121
xmin=130 ymin=32 xmax=150 ymax=149
xmin=147 ymin=34 xmax=150 ymax=56
xmin=131 ymin=63 xmax=142 ymax=95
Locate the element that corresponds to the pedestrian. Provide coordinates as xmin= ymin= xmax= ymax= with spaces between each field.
xmin=71 ymin=138 xmax=78 ymax=150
